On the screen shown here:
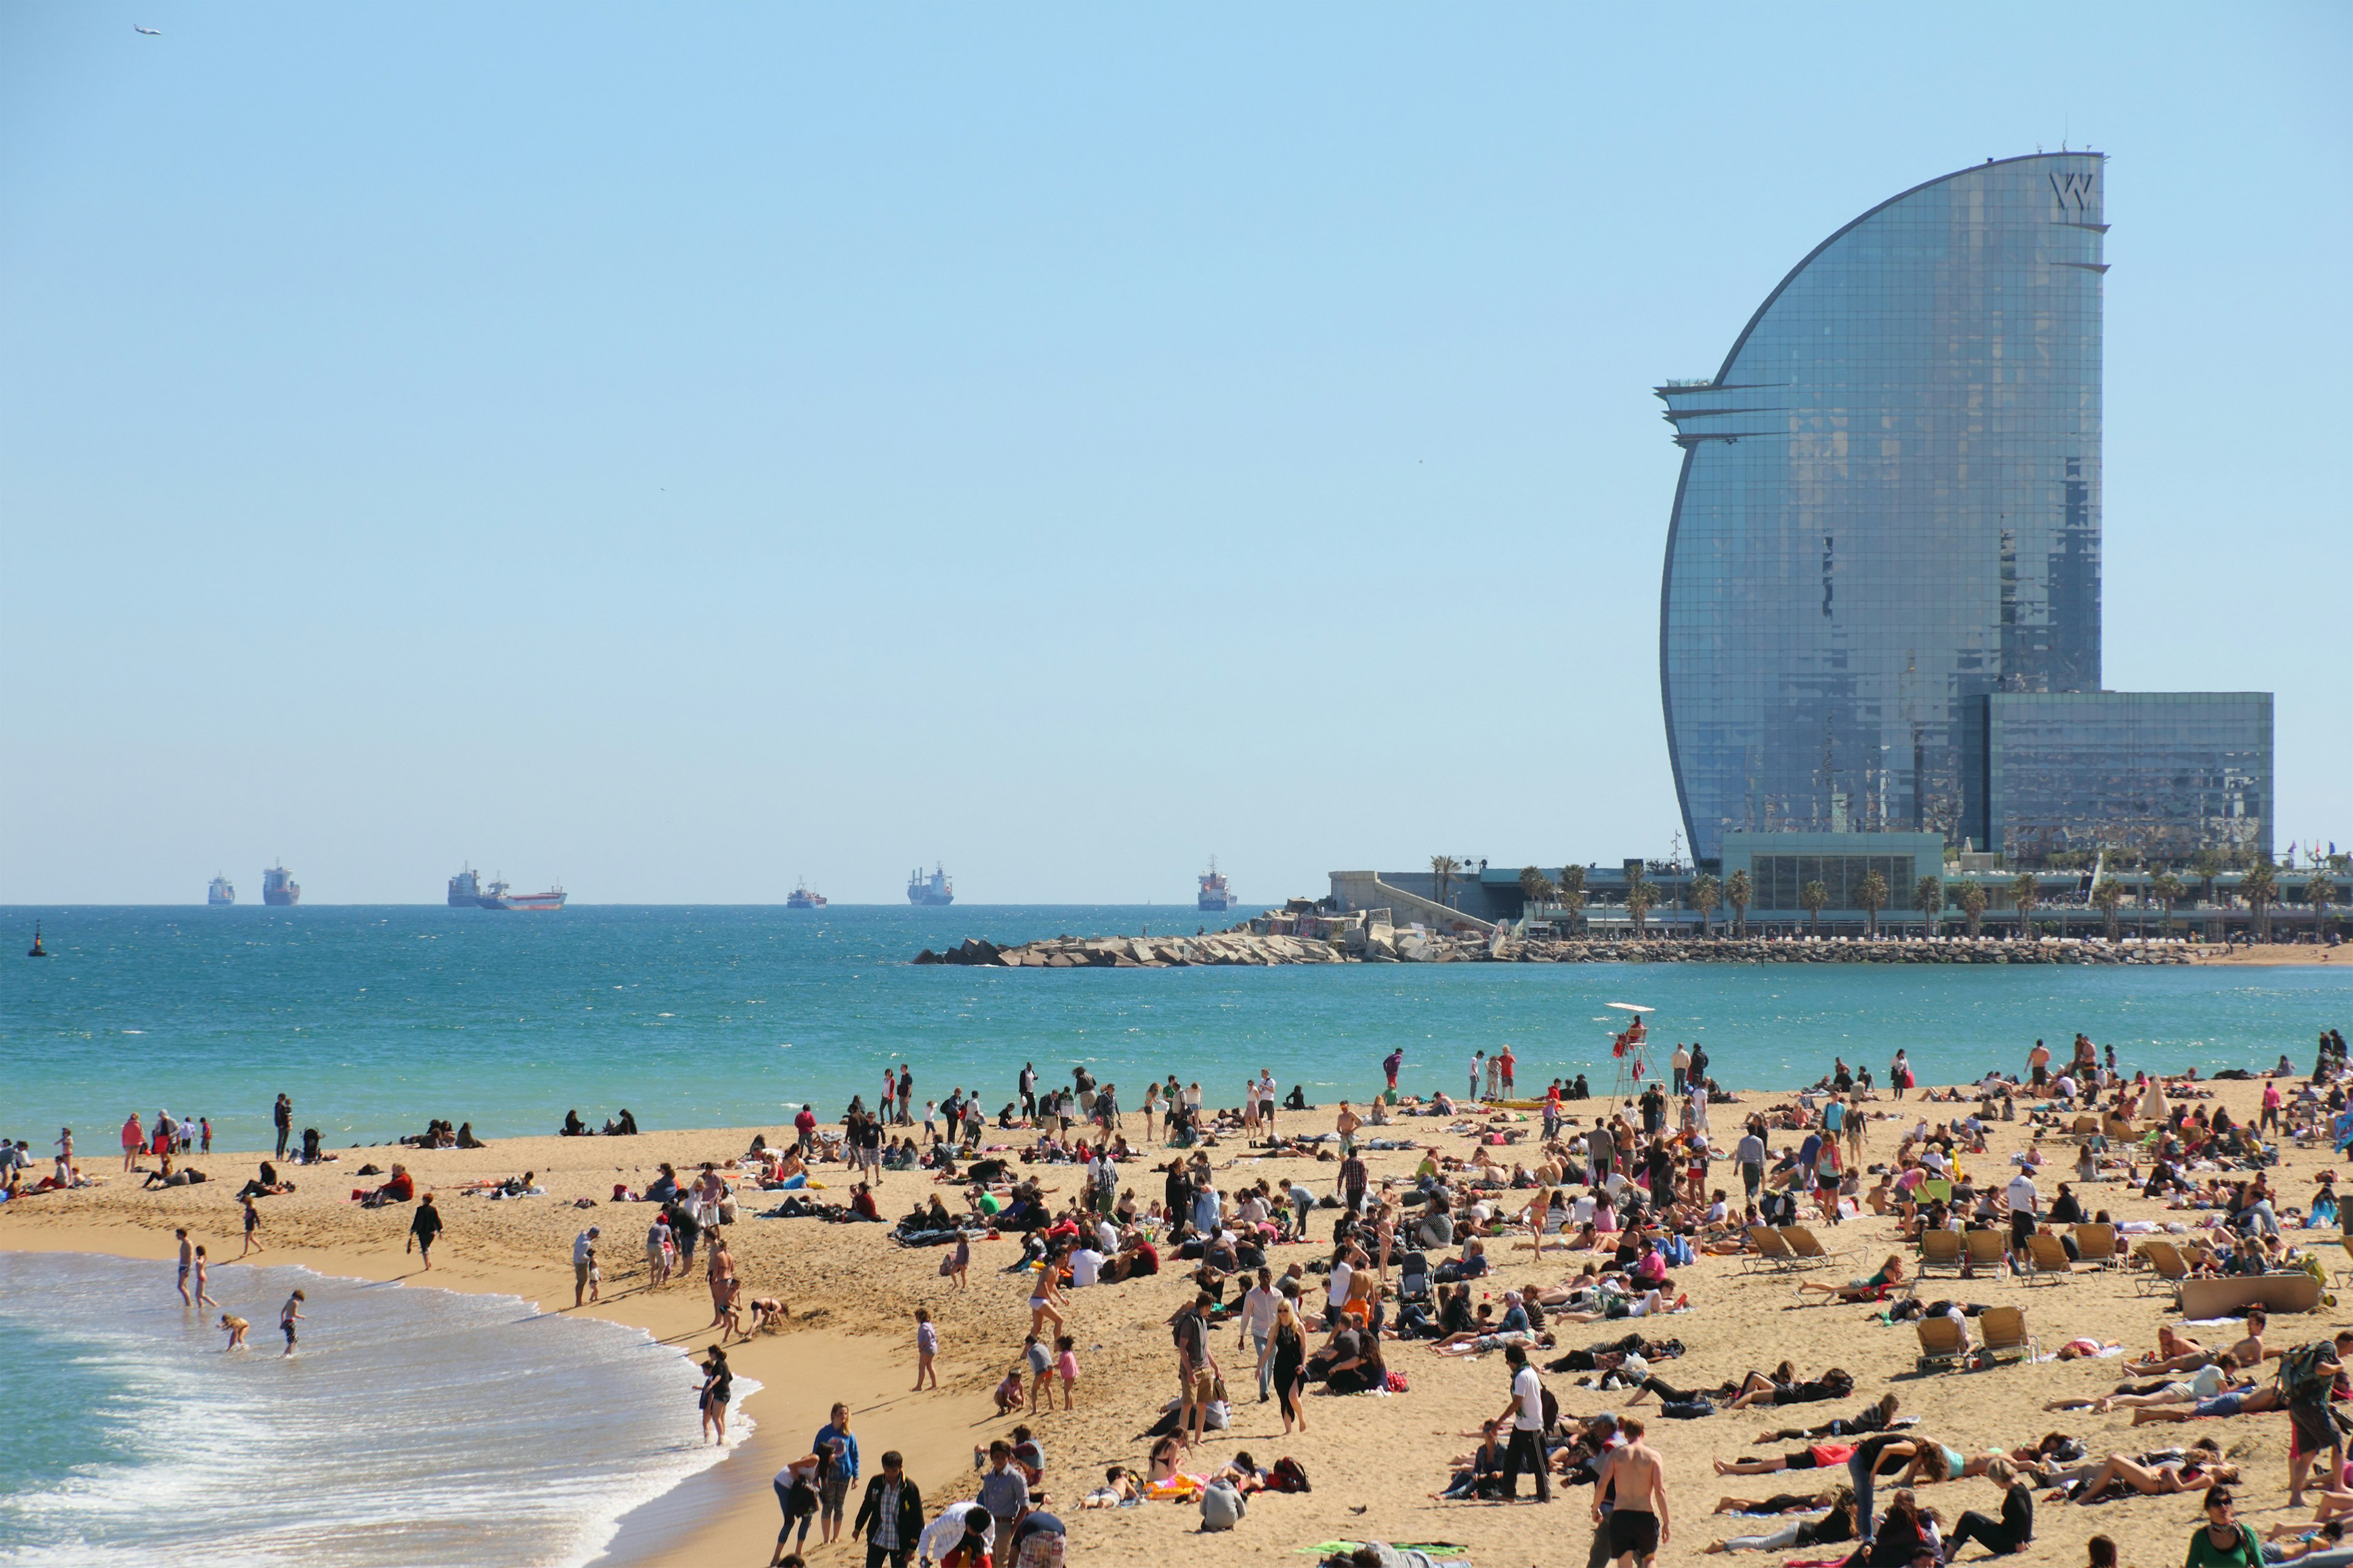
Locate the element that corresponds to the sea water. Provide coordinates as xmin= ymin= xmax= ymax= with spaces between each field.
xmin=5 ymin=904 xmax=2352 ymax=1149
xmin=0 ymin=1252 xmax=743 ymax=1567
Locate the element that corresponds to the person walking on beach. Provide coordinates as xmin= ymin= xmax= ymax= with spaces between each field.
xmin=814 ymin=1402 xmax=859 ymax=1546
xmin=912 ymin=1308 xmax=939 ymax=1390
xmin=1383 ymin=1048 xmax=1404 ymax=1093
xmin=896 ymin=1064 xmax=914 ymax=1123
xmin=1020 ymin=1062 xmax=1038 ymax=1122
xmin=646 ymin=1213 xmax=673 ymax=1289
xmin=697 ymin=1344 xmax=733 ymax=1444
xmin=176 ymin=1228 xmax=195 ymax=1304
xmin=849 ymin=1449 xmax=922 ymax=1568
xmin=1496 ymin=1343 xmax=1552 ymax=1502
xmin=572 ymin=1225 xmax=601 ymax=1306
xmin=1174 ymin=1291 xmax=1221 ymax=1449
xmin=240 ymin=1194 xmax=263 ymax=1257
xmin=409 ymin=1192 xmax=442 ymax=1270
xmin=273 ymin=1093 xmax=292 ymax=1159
xmin=279 ymin=1289 xmax=305 ymax=1355
xmin=123 ymin=1113 xmax=145 ymax=1173
xmin=1596 ymin=1415 xmax=1670 ymax=1567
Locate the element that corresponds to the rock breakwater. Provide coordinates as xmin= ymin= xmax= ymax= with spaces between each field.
xmin=914 ymin=929 xmax=2195 ymax=967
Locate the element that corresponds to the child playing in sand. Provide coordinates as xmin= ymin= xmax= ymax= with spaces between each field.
xmin=995 ymin=1365 xmax=1026 ymax=1415
xmin=1055 ymin=1333 xmax=1079 ymax=1411
xmin=219 ymin=1313 xmax=249 ymax=1350
xmin=912 ymin=1308 xmax=939 ymax=1390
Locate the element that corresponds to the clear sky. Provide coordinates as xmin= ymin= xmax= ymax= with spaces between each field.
xmin=3 ymin=4 xmax=2347 ymax=904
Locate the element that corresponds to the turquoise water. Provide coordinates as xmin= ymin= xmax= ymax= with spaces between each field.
xmin=0 ymin=1251 xmax=742 ymax=1567
xmin=6 ymin=905 xmax=2351 ymax=1149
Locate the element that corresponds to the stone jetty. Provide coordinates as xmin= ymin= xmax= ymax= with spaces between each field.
xmin=914 ymin=920 xmax=2196 ymax=968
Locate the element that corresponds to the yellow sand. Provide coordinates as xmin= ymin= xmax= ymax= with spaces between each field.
xmin=2 ymin=1072 xmax=2341 ymax=1568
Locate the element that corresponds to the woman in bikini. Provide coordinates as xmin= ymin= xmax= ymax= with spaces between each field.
xmin=1795 ymin=1254 xmax=1908 ymax=1303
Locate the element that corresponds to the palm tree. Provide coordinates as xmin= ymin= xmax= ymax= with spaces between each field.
xmin=1430 ymin=855 xmax=1462 ymax=912
xmin=1726 ymin=868 xmax=1752 ymax=938
xmin=2192 ymin=847 xmax=2223 ymax=910
xmin=2150 ymin=871 xmax=2186 ymax=937
xmin=2092 ymin=876 xmax=2127 ymax=941
xmin=1557 ymin=863 xmax=1588 ymax=933
xmin=1913 ymin=874 xmax=1944 ymax=938
xmin=2242 ymin=858 xmax=2279 ymax=942
xmin=1689 ymin=873 xmax=1721 ymax=939
xmin=1855 ymin=869 xmax=1889 ymax=939
xmin=1623 ymin=866 xmax=1655 ymax=937
xmin=1518 ymin=865 xmax=1556 ymax=907
xmin=2309 ymin=870 xmax=2340 ymax=944
xmin=1799 ymin=879 xmax=1828 ymax=936
xmin=1957 ymin=879 xmax=1988 ymax=938
xmin=2011 ymin=872 xmax=2040 ymax=938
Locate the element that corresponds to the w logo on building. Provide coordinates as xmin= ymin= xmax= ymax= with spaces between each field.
xmin=2048 ymin=169 xmax=2096 ymax=214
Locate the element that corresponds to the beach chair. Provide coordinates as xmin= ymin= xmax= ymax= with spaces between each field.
xmin=1741 ymin=1225 xmax=1800 ymax=1274
xmin=2023 ymin=1230 xmax=2074 ymax=1286
xmin=2134 ymin=1240 xmax=2190 ymax=1298
xmin=1918 ymin=1228 xmax=1964 ymax=1276
xmin=1780 ymin=1225 xmax=1848 ymax=1270
xmin=1963 ymin=1229 xmax=2008 ymax=1273
xmin=1915 ymin=1313 xmax=1969 ymax=1374
xmin=1978 ymin=1306 xmax=2039 ymax=1366
xmin=2068 ymin=1114 xmax=2100 ymax=1139
xmin=2072 ymin=1224 xmax=2121 ymax=1271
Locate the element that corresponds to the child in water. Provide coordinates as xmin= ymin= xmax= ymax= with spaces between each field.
xmin=219 ymin=1314 xmax=250 ymax=1350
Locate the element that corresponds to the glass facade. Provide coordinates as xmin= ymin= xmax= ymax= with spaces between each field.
xmin=1658 ymin=154 xmax=2108 ymax=862
xmin=1976 ymin=692 xmax=2273 ymax=866
xmin=1719 ymin=831 xmax=1945 ymax=915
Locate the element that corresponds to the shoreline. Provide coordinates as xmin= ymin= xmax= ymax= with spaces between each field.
xmin=7 ymin=1070 xmax=2348 ymax=1568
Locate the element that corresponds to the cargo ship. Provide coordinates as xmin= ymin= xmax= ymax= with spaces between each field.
xmin=1197 ymin=857 xmax=1237 ymax=912
xmin=261 ymin=862 xmax=301 ymax=906
xmin=207 ymin=874 xmax=236 ymax=906
xmin=907 ymin=864 xmax=954 ymax=906
xmin=786 ymin=879 xmax=827 ymax=910
xmin=449 ymin=865 xmax=566 ymax=910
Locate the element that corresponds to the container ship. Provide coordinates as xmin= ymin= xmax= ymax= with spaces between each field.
xmin=449 ymin=865 xmax=567 ymax=910
xmin=261 ymin=862 xmax=301 ymax=906
xmin=207 ymin=874 xmax=236 ymax=906
xmin=1197 ymin=857 xmax=1238 ymax=912
xmin=786 ymin=879 xmax=828 ymax=910
xmin=907 ymin=864 xmax=954 ymax=906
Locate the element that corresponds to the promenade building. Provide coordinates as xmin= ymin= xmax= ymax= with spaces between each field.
xmin=1652 ymin=153 xmax=2271 ymax=870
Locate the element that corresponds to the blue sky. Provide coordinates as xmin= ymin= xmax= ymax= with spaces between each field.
xmin=3 ymin=4 xmax=2347 ymax=904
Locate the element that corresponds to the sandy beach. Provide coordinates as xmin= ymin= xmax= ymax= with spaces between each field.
xmin=6 ymin=1065 xmax=2347 ymax=1568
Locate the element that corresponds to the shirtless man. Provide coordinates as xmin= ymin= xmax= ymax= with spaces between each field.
xmin=2128 ymin=1311 xmax=2273 ymax=1376
xmin=1596 ymin=1415 xmax=1670 ymax=1568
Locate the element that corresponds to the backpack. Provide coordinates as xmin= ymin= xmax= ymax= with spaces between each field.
xmin=1200 ymin=1479 xmax=1247 ymax=1531
xmin=1267 ymin=1457 xmax=1311 ymax=1494
xmin=2281 ymin=1341 xmax=2338 ymax=1400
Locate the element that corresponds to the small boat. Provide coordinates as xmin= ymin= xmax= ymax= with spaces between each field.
xmin=27 ymin=921 xmax=49 ymax=958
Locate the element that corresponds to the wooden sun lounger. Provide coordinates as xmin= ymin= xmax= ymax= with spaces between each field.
xmin=2177 ymin=1272 xmax=2324 ymax=1319
xmin=1741 ymin=1224 xmax=1801 ymax=1274
xmin=2072 ymin=1223 xmax=2121 ymax=1270
xmin=1978 ymin=1305 xmax=2039 ymax=1365
xmin=1778 ymin=1225 xmax=1847 ymax=1269
xmin=1963 ymin=1228 xmax=2008 ymax=1271
xmin=1915 ymin=1312 xmax=1968 ymax=1374
xmin=1918 ymin=1228 xmax=1964 ymax=1274
xmin=2023 ymin=1230 xmax=2074 ymax=1285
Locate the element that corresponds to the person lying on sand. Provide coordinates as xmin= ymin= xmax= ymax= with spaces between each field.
xmin=2053 ymin=1439 xmax=2235 ymax=1502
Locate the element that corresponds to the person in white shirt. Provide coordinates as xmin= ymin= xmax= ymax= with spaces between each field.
xmin=2004 ymin=1170 xmax=2039 ymax=1254
xmin=1671 ymin=1043 xmax=1692 ymax=1094
xmin=1688 ymin=1082 xmax=1710 ymax=1134
xmin=1237 ymin=1268 xmax=1281 ymax=1400
xmin=1325 ymin=1253 xmax=1355 ymax=1321
xmin=1069 ymin=1246 xmax=1105 ymax=1289
xmin=1493 ymin=1343 xmax=1551 ymax=1501
xmin=1094 ymin=1216 xmax=1120 ymax=1256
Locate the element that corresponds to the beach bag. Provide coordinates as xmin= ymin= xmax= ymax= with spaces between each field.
xmin=1385 ymin=1369 xmax=1409 ymax=1393
xmin=1267 ymin=1457 xmax=1311 ymax=1493
xmin=1199 ymin=1479 xmax=1247 ymax=1531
